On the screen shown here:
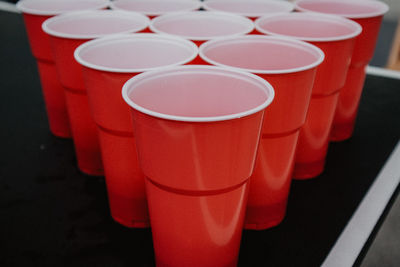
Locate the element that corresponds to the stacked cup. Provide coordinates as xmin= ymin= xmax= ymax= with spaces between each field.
xmin=42 ymin=10 xmax=150 ymax=176
xmin=149 ymin=11 xmax=254 ymax=46
xmin=295 ymin=0 xmax=389 ymax=141
xmin=149 ymin=10 xmax=254 ymax=63
xmin=255 ymin=13 xmax=362 ymax=179
xmin=16 ymin=0 xmax=110 ymax=138
xmin=199 ymin=36 xmax=324 ymax=229
xmin=122 ymin=65 xmax=274 ymax=266
xmin=74 ymin=34 xmax=198 ymax=228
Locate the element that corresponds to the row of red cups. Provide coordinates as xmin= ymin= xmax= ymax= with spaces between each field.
xmin=17 ymin=0 xmax=388 ymax=266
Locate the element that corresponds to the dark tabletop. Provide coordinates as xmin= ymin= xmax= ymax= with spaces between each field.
xmin=1 ymin=10 xmax=399 ymax=267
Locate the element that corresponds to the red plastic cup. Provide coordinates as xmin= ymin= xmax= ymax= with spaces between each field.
xmin=122 ymin=65 xmax=274 ymax=267
xmin=255 ymin=13 xmax=362 ymax=179
xmin=110 ymin=0 xmax=202 ymax=20
xmin=246 ymin=130 xmax=299 ymax=229
xmin=150 ymin=11 xmax=254 ymax=64
xmin=150 ymin=11 xmax=254 ymax=46
xmin=202 ymin=0 xmax=294 ymax=21
xmin=295 ymin=0 xmax=389 ymax=141
xmin=42 ymin=10 xmax=150 ymax=176
xmin=200 ymin=35 xmax=324 ymax=229
xmin=74 ymin=34 xmax=198 ymax=227
xmin=16 ymin=0 xmax=109 ymax=138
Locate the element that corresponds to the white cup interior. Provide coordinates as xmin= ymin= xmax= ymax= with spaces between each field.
xmin=200 ymin=35 xmax=324 ymax=74
xmin=16 ymin=0 xmax=109 ymax=15
xmin=74 ymin=34 xmax=198 ymax=73
xmin=122 ymin=66 xmax=274 ymax=122
xmin=203 ymin=0 xmax=294 ymax=18
xmin=255 ymin=13 xmax=362 ymax=42
xmin=42 ymin=10 xmax=150 ymax=39
xmin=295 ymin=0 xmax=389 ymax=19
xmin=110 ymin=0 xmax=202 ymax=16
xmin=150 ymin=11 xmax=254 ymax=41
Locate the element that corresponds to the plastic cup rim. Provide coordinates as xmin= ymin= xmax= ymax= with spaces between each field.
xmin=74 ymin=33 xmax=198 ymax=73
xmin=199 ymin=35 xmax=325 ymax=75
xmin=295 ymin=0 xmax=389 ymax=19
xmin=110 ymin=0 xmax=202 ymax=17
xmin=16 ymin=0 xmax=110 ymax=16
xmin=42 ymin=10 xmax=150 ymax=40
xmin=121 ymin=65 xmax=275 ymax=122
xmin=149 ymin=11 xmax=254 ymax=41
xmin=202 ymin=0 xmax=294 ymax=18
xmin=255 ymin=13 xmax=362 ymax=42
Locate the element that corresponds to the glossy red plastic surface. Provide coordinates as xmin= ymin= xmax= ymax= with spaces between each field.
xmin=332 ymin=16 xmax=384 ymax=141
xmin=131 ymin=111 xmax=264 ymax=191
xmin=295 ymin=1 xmax=387 ymax=141
xmin=245 ymin=130 xmax=299 ymax=230
xmin=123 ymin=66 xmax=273 ymax=265
xmin=295 ymin=39 xmax=356 ymax=178
xmin=190 ymin=40 xmax=207 ymax=64
xmin=255 ymin=14 xmax=359 ymax=178
xmin=22 ymin=13 xmax=71 ymax=138
xmin=49 ymin=36 xmax=103 ymax=175
xmin=295 ymin=92 xmax=340 ymax=178
xmin=98 ymin=128 xmax=148 ymax=227
xmin=146 ymin=178 xmax=249 ymax=267
xmin=64 ymin=90 xmax=102 ymax=175
xmin=331 ymin=64 xmax=367 ymax=141
xmin=81 ymin=68 xmax=147 ymax=227
xmin=258 ymin=71 xmax=316 ymax=134
xmin=199 ymin=36 xmax=321 ymax=229
xmin=76 ymin=35 xmax=197 ymax=227
xmin=22 ymin=13 xmax=53 ymax=61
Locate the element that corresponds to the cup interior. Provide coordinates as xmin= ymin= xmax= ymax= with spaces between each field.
xmin=150 ymin=11 xmax=254 ymax=41
xmin=296 ymin=0 xmax=389 ymax=18
xmin=75 ymin=34 xmax=197 ymax=73
xmin=17 ymin=0 xmax=109 ymax=15
xmin=111 ymin=0 xmax=201 ymax=16
xmin=200 ymin=36 xmax=324 ymax=74
xmin=203 ymin=0 xmax=294 ymax=17
xmin=123 ymin=66 xmax=274 ymax=121
xmin=43 ymin=10 xmax=149 ymax=39
xmin=256 ymin=13 xmax=361 ymax=41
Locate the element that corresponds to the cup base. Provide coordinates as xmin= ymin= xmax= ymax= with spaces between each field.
xmin=36 ymin=60 xmax=72 ymax=139
xmin=111 ymin=216 xmax=150 ymax=229
xmin=49 ymin=123 xmax=72 ymax=138
xmin=330 ymin=122 xmax=355 ymax=142
xmin=77 ymin=164 xmax=104 ymax=177
xmin=244 ymin=200 xmax=286 ymax=230
xmin=108 ymin=191 xmax=150 ymax=228
xmin=46 ymin=105 xmax=72 ymax=138
xmin=293 ymin=158 xmax=325 ymax=180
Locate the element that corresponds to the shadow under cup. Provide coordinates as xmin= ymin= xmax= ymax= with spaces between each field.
xmin=74 ymin=34 xmax=198 ymax=228
xmin=199 ymin=35 xmax=324 ymax=229
xmin=122 ymin=65 xmax=274 ymax=267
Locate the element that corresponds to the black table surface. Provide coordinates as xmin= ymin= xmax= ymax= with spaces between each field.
xmin=1 ymin=11 xmax=400 ymax=267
